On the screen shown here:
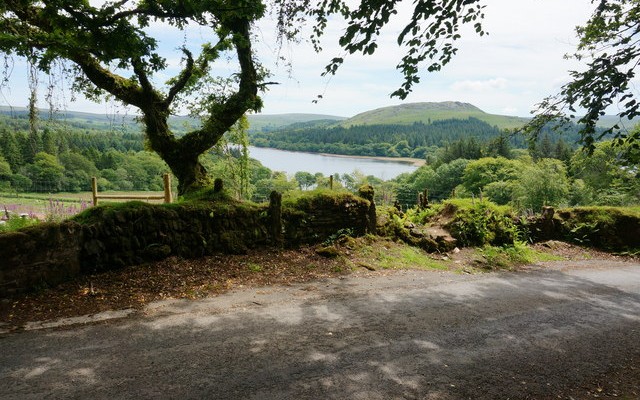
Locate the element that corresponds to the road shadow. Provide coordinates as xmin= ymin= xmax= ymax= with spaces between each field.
xmin=2 ymin=262 xmax=640 ymax=399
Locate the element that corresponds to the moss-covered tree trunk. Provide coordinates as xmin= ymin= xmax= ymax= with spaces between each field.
xmin=72 ymin=18 xmax=259 ymax=197
xmin=140 ymin=108 xmax=212 ymax=195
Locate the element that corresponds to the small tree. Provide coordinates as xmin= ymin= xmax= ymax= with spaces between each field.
xmin=513 ymin=159 xmax=569 ymax=212
xmin=0 ymin=155 xmax=12 ymax=190
xmin=26 ymin=152 xmax=65 ymax=192
xmin=294 ymin=171 xmax=316 ymax=190
xmin=462 ymin=157 xmax=523 ymax=195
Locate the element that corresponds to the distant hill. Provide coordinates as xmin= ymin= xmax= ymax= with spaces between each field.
xmin=248 ymin=100 xmax=627 ymax=159
xmin=0 ymin=105 xmax=140 ymax=130
xmin=0 ymin=106 xmax=346 ymax=134
xmin=246 ymin=113 xmax=347 ymax=132
xmin=340 ymin=101 xmax=640 ymax=130
xmin=588 ymin=114 xmax=640 ymax=130
xmin=339 ymin=102 xmax=530 ymax=130
xmin=2 ymin=103 xmax=634 ymax=134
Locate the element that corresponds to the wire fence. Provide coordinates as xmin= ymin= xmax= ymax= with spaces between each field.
xmin=395 ymin=187 xmax=454 ymax=211
xmin=2 ymin=176 xmax=466 ymax=220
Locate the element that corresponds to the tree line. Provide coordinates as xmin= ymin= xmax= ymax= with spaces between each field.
xmin=249 ymin=117 xmax=596 ymax=159
xmin=0 ymin=117 xmax=158 ymax=193
xmin=1 ymin=0 xmax=637 ymax=197
xmin=1 ymin=104 xmax=638 ymax=214
xmin=394 ymin=139 xmax=639 ymax=211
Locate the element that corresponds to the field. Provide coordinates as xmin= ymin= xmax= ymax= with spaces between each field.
xmin=0 ymin=191 xmax=166 ymax=219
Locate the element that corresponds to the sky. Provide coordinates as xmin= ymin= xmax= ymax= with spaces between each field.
xmin=0 ymin=0 xmax=597 ymax=119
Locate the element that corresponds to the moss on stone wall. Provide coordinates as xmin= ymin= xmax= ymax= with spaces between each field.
xmin=282 ymin=190 xmax=372 ymax=246
xmin=0 ymin=222 xmax=82 ymax=297
xmin=525 ymin=206 xmax=640 ymax=252
xmin=557 ymin=207 xmax=640 ymax=251
xmin=76 ymin=200 xmax=269 ymax=273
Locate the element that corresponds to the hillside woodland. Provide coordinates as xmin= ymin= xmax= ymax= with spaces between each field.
xmin=0 ymin=107 xmax=638 ymax=211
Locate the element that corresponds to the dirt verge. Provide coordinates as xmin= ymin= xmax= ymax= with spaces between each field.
xmin=1 ymin=239 xmax=636 ymax=332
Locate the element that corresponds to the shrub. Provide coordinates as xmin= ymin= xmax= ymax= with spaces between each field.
xmin=404 ymin=204 xmax=443 ymax=224
xmin=443 ymin=199 xmax=519 ymax=247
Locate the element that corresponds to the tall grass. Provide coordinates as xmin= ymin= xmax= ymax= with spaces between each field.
xmin=45 ymin=198 xmax=91 ymax=222
xmin=0 ymin=198 xmax=92 ymax=232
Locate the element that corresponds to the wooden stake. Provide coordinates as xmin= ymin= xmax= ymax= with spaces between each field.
xmin=91 ymin=177 xmax=98 ymax=206
xmin=163 ymin=173 xmax=172 ymax=203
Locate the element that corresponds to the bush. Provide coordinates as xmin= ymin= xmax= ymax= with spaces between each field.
xmin=443 ymin=199 xmax=519 ymax=247
xmin=404 ymin=204 xmax=443 ymax=224
xmin=480 ymin=241 xmax=535 ymax=269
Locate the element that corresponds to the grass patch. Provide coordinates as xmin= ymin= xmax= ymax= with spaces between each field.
xmin=179 ymin=186 xmax=232 ymax=203
xmin=282 ymin=188 xmax=366 ymax=211
xmin=351 ymin=238 xmax=449 ymax=271
xmin=477 ymin=241 xmax=563 ymax=270
xmin=0 ymin=216 xmax=40 ymax=232
xmin=247 ymin=262 xmax=262 ymax=272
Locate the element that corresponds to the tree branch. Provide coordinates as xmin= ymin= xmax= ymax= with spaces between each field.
xmin=180 ymin=17 xmax=260 ymax=155
xmin=71 ymin=53 xmax=145 ymax=108
xmin=164 ymin=48 xmax=194 ymax=108
xmin=132 ymin=58 xmax=154 ymax=94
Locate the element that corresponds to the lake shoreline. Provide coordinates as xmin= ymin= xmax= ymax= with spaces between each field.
xmin=316 ymin=152 xmax=426 ymax=167
xmin=248 ymin=146 xmax=420 ymax=178
xmin=250 ymin=146 xmax=426 ymax=167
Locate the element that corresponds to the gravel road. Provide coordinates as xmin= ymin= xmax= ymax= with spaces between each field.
xmin=1 ymin=260 xmax=639 ymax=399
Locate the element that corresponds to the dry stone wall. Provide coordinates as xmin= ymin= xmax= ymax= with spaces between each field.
xmin=0 ymin=191 xmax=374 ymax=297
xmin=282 ymin=189 xmax=374 ymax=246
xmin=524 ymin=206 xmax=640 ymax=251
xmin=79 ymin=201 xmax=269 ymax=273
xmin=0 ymin=222 xmax=83 ymax=298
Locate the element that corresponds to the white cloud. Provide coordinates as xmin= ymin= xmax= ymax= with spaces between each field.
xmin=451 ymin=78 xmax=508 ymax=92
xmin=255 ymin=0 xmax=597 ymax=117
xmin=2 ymin=0 xmax=602 ymax=119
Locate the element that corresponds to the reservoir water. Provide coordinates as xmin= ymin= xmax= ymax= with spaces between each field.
xmin=249 ymin=146 xmax=419 ymax=180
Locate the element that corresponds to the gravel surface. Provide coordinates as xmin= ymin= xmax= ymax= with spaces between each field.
xmin=1 ymin=259 xmax=639 ymax=399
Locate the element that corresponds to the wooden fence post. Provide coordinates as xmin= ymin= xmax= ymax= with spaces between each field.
xmin=91 ymin=177 xmax=98 ymax=206
xmin=214 ymin=178 xmax=224 ymax=193
xmin=417 ymin=188 xmax=429 ymax=209
xmin=163 ymin=173 xmax=172 ymax=203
